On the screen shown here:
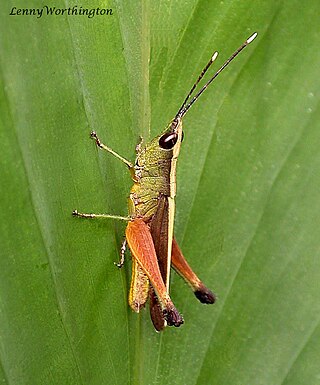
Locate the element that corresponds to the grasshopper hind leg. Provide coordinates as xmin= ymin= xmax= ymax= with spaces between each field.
xmin=172 ymin=238 xmax=216 ymax=304
xmin=126 ymin=218 xmax=184 ymax=329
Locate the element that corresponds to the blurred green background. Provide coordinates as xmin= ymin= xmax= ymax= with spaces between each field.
xmin=1 ymin=1 xmax=320 ymax=384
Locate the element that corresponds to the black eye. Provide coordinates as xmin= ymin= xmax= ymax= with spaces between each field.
xmin=159 ymin=132 xmax=178 ymax=149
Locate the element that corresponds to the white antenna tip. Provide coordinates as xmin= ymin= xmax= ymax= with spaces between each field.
xmin=211 ymin=51 xmax=219 ymax=62
xmin=246 ymin=32 xmax=258 ymax=44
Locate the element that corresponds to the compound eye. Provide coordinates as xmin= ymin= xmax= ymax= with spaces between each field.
xmin=159 ymin=132 xmax=178 ymax=149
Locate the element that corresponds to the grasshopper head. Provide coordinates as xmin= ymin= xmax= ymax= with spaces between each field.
xmin=158 ymin=117 xmax=183 ymax=158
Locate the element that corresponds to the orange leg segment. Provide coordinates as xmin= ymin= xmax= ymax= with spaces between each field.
xmin=171 ymin=238 xmax=216 ymax=304
xmin=126 ymin=219 xmax=183 ymax=327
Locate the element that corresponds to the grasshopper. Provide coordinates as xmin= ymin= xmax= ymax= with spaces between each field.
xmin=73 ymin=32 xmax=257 ymax=330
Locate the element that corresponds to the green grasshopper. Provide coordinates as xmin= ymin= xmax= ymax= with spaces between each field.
xmin=73 ymin=32 xmax=257 ymax=330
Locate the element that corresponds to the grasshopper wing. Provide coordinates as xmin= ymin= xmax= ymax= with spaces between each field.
xmin=149 ymin=194 xmax=171 ymax=330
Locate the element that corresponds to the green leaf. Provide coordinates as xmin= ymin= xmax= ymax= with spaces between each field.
xmin=1 ymin=1 xmax=319 ymax=384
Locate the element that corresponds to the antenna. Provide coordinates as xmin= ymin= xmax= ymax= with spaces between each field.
xmin=176 ymin=32 xmax=258 ymax=119
xmin=176 ymin=51 xmax=218 ymax=118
